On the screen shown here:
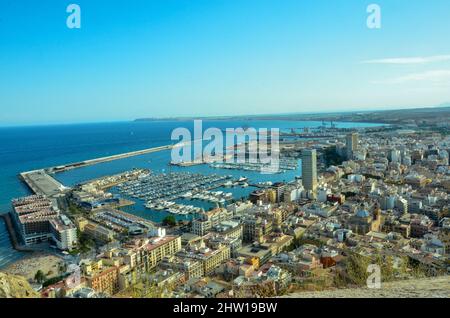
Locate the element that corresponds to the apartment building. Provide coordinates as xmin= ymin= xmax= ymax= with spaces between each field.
xmin=179 ymin=244 xmax=231 ymax=275
xmin=160 ymin=255 xmax=204 ymax=280
xmin=12 ymin=195 xmax=77 ymax=250
xmin=191 ymin=208 xmax=232 ymax=236
xmin=123 ymin=234 xmax=182 ymax=272
xmin=81 ymin=259 xmax=120 ymax=296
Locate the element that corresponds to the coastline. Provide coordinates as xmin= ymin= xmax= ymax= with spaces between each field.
xmin=0 ymin=213 xmax=34 ymax=253
xmin=133 ymin=105 xmax=450 ymax=125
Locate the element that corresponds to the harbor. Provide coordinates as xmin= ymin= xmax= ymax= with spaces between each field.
xmin=145 ymin=202 xmax=203 ymax=215
xmin=13 ymin=130 xmax=302 ymax=225
xmin=116 ymin=171 xmax=232 ymax=201
xmin=14 ymin=139 xmax=287 ymax=223
xmin=115 ymin=171 xmax=245 ymax=216
xmin=17 ymin=144 xmax=176 ymax=202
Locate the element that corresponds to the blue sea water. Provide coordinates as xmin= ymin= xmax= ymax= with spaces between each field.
xmin=0 ymin=120 xmax=383 ymax=268
xmin=0 ymin=219 xmax=23 ymax=266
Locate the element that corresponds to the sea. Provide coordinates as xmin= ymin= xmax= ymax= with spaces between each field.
xmin=0 ymin=120 xmax=384 ymax=268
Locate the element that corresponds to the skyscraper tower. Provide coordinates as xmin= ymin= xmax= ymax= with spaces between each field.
xmin=346 ymin=133 xmax=359 ymax=159
xmin=302 ymin=149 xmax=317 ymax=192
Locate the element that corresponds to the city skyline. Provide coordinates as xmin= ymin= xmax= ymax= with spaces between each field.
xmin=1 ymin=0 xmax=450 ymax=125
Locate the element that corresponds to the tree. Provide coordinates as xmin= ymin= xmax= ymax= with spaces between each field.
xmin=78 ymin=231 xmax=95 ymax=253
xmin=162 ymin=215 xmax=177 ymax=227
xmin=130 ymin=279 xmax=175 ymax=298
xmin=34 ymin=270 xmax=46 ymax=284
xmin=324 ymin=146 xmax=344 ymax=166
xmin=68 ymin=203 xmax=86 ymax=216
xmin=43 ymin=275 xmax=67 ymax=288
xmin=335 ymin=251 xmax=410 ymax=288
xmin=58 ymin=262 xmax=67 ymax=275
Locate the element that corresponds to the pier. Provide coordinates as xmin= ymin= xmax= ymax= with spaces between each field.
xmin=19 ymin=144 xmax=174 ymax=198
xmin=47 ymin=144 xmax=174 ymax=173
xmin=20 ymin=170 xmax=69 ymax=198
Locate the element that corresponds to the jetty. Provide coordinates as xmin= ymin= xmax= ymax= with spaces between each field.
xmin=47 ymin=144 xmax=173 ymax=173
xmin=19 ymin=144 xmax=175 ymax=198
xmin=20 ymin=170 xmax=69 ymax=198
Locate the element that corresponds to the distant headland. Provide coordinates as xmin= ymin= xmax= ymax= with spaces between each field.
xmin=134 ymin=105 xmax=450 ymax=125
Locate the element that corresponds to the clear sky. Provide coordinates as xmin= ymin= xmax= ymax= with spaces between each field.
xmin=1 ymin=0 xmax=450 ymax=125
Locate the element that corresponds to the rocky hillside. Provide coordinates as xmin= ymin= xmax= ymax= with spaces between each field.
xmin=0 ymin=272 xmax=39 ymax=298
xmin=283 ymin=276 xmax=450 ymax=298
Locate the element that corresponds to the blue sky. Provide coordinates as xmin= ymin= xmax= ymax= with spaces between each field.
xmin=1 ymin=0 xmax=450 ymax=125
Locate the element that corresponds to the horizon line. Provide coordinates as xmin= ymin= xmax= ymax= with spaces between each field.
xmin=1 ymin=104 xmax=449 ymax=128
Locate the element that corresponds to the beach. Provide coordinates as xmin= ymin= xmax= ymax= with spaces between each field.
xmin=3 ymin=252 xmax=64 ymax=282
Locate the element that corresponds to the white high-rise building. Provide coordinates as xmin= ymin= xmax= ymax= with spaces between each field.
xmin=390 ymin=149 xmax=401 ymax=163
xmin=396 ymin=197 xmax=408 ymax=214
xmin=302 ymin=149 xmax=317 ymax=192
xmin=49 ymin=215 xmax=78 ymax=251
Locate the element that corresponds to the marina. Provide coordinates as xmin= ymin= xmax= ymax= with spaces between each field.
xmin=145 ymin=201 xmax=203 ymax=215
xmin=190 ymin=190 xmax=234 ymax=204
xmin=115 ymin=171 xmax=245 ymax=215
xmin=116 ymin=171 xmax=232 ymax=202
xmin=17 ymin=144 xmax=174 ymax=200
xmin=209 ymin=158 xmax=299 ymax=173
